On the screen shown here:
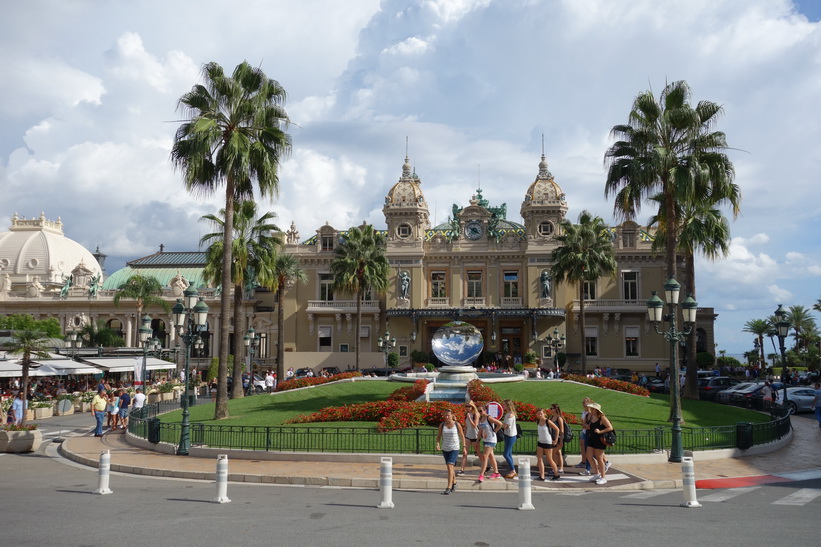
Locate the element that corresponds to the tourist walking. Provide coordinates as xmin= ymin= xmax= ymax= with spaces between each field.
xmin=106 ymin=389 xmax=119 ymax=430
xmin=585 ymin=402 xmax=614 ymax=485
xmin=501 ymin=399 xmax=519 ymax=478
xmin=91 ymin=388 xmax=108 ymax=437
xmin=476 ymin=404 xmax=503 ymax=482
xmin=579 ymin=397 xmax=593 ymax=475
xmin=549 ymin=403 xmax=566 ymax=474
xmin=458 ymin=401 xmax=480 ymax=476
xmin=535 ymin=408 xmax=561 ymax=480
xmin=10 ymin=391 xmax=26 ymax=425
xmin=436 ymin=408 xmax=467 ymax=494
xmin=117 ymin=389 xmax=131 ymax=430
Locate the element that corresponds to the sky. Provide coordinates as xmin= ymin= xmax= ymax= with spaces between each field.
xmin=2 ymin=0 xmax=820 ymax=354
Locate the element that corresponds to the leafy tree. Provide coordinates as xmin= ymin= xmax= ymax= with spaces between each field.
xmin=550 ymin=210 xmax=617 ymax=375
xmin=0 ymin=315 xmax=61 ymax=337
xmin=787 ymin=305 xmax=816 ymax=352
xmin=200 ymin=201 xmax=281 ymax=399
xmin=78 ymin=320 xmax=125 ymax=348
xmin=696 ymin=351 xmax=715 ymax=369
xmin=258 ymin=252 xmax=307 ymax=384
xmin=112 ymin=274 xmax=169 ymax=345
xmin=330 ymin=225 xmax=390 ymax=371
xmin=743 ymin=319 xmax=769 ymax=368
xmin=2 ymin=329 xmax=51 ymax=426
xmin=171 ymin=61 xmax=291 ymax=420
xmin=387 ymin=352 xmax=400 ymax=368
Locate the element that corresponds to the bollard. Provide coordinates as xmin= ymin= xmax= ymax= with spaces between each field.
xmin=93 ymin=450 xmax=113 ymax=495
xmin=517 ymin=458 xmax=535 ymax=510
xmin=680 ymin=456 xmax=701 ymax=508
xmin=377 ymin=457 xmax=395 ymax=509
xmin=211 ymin=454 xmax=231 ymax=504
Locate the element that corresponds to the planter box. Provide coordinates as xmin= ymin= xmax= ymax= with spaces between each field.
xmin=0 ymin=429 xmax=43 ymax=453
xmin=160 ymin=392 xmax=175 ymax=401
xmin=147 ymin=393 xmax=161 ymax=403
xmin=33 ymin=407 xmax=53 ymax=419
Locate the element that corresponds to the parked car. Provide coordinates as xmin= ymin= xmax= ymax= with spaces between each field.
xmin=697 ymin=376 xmax=741 ymax=401
xmin=776 ymin=386 xmax=818 ymax=414
xmin=647 ymin=378 xmax=667 ymax=393
xmin=729 ymin=382 xmax=785 ymax=407
xmin=717 ymin=382 xmax=757 ymax=403
xmin=320 ymin=366 xmax=341 ymax=377
xmin=361 ymin=367 xmax=397 ymax=377
xmin=295 ymin=367 xmax=315 ymax=378
xmin=226 ymin=373 xmax=266 ymax=393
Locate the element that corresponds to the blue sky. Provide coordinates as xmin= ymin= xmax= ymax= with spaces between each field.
xmin=1 ymin=0 xmax=820 ymax=354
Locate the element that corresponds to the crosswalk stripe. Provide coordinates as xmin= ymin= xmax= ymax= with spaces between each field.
xmin=621 ymin=490 xmax=675 ymax=499
xmin=772 ymin=488 xmax=821 ymax=506
xmin=699 ymin=486 xmax=760 ymax=502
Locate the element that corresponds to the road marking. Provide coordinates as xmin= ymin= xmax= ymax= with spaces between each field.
xmin=776 ymin=469 xmax=821 ymax=481
xmin=772 ymin=488 xmax=821 ymax=506
xmin=699 ymin=486 xmax=760 ymax=502
xmin=621 ymin=490 xmax=675 ymax=499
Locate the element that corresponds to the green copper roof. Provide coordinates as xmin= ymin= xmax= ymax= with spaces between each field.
xmin=102 ymin=267 xmax=210 ymax=290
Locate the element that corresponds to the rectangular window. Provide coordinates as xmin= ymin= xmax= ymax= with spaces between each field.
xmin=467 ymin=271 xmax=483 ymax=298
xmin=257 ymin=332 xmax=268 ymax=359
xmin=503 ymin=271 xmax=519 ymax=298
xmin=585 ymin=327 xmax=598 ymax=356
xmin=623 ymin=271 xmax=638 ymax=300
xmin=431 ymin=271 xmax=447 ymax=298
xmin=318 ymin=326 xmax=332 ymax=352
xmin=625 ymin=326 xmax=639 ymax=357
xmin=321 ymin=234 xmax=334 ymax=252
xmin=319 ymin=273 xmax=334 ymax=301
xmin=399 ymin=345 xmax=408 ymax=357
xmin=339 ymin=344 xmax=349 ymax=353
xmin=623 ymin=230 xmax=636 ymax=248
xmin=359 ymin=325 xmax=370 ymax=338
xmin=583 ymin=280 xmax=596 ymax=300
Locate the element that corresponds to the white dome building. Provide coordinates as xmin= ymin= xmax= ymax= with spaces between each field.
xmin=0 ymin=213 xmax=102 ymax=297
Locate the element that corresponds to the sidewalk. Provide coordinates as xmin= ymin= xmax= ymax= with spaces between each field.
xmin=58 ymin=417 xmax=821 ymax=492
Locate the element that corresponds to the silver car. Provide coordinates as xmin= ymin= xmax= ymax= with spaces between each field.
xmin=718 ymin=382 xmax=757 ymax=403
xmin=775 ymin=386 xmax=818 ymax=414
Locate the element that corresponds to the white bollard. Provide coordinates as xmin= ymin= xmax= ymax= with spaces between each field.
xmin=211 ymin=454 xmax=231 ymax=504
xmin=377 ymin=457 xmax=395 ymax=509
xmin=93 ymin=450 xmax=113 ymax=495
xmin=680 ymin=456 xmax=701 ymax=508
xmin=517 ymin=458 xmax=535 ymax=510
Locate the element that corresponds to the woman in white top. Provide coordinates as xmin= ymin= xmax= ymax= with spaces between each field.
xmin=458 ymin=401 xmax=480 ymax=476
xmin=436 ymin=408 xmax=466 ymax=494
xmin=501 ymin=399 xmax=518 ymax=478
xmin=535 ymin=408 xmax=561 ymax=480
xmin=476 ymin=405 xmax=503 ymax=482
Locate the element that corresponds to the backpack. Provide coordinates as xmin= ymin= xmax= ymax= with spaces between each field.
xmin=563 ymin=422 xmax=573 ymax=443
xmin=603 ymin=430 xmax=617 ymax=446
xmin=516 ymin=423 xmax=522 ymax=439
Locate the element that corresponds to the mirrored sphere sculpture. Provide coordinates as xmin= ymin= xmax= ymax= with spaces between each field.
xmin=431 ymin=321 xmax=484 ymax=366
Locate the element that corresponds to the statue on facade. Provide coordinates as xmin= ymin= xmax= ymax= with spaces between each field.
xmin=540 ymin=270 xmax=551 ymax=299
xmin=58 ymin=274 xmax=73 ymax=299
xmin=0 ymin=273 xmax=11 ymax=298
xmin=398 ymin=270 xmax=410 ymax=300
xmin=169 ymin=271 xmax=189 ymax=297
xmin=27 ymin=276 xmax=44 ymax=297
xmin=87 ymin=273 xmax=101 ymax=298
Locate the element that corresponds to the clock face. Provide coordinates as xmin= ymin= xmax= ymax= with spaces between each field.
xmin=464 ymin=220 xmax=484 ymax=240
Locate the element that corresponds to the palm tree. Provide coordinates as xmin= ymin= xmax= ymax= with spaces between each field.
xmin=604 ymin=80 xmax=736 ymax=282
xmin=814 ymin=297 xmax=821 ymax=314
xmin=79 ymin=320 xmax=125 ymax=348
xmin=113 ymin=274 xmax=169 ymax=345
xmin=2 ymin=329 xmax=51 ymax=426
xmin=743 ymin=319 xmax=770 ymax=370
xmin=550 ymin=211 xmax=617 ymax=375
xmin=258 ymin=252 xmax=307 ymax=383
xmin=171 ymin=61 xmax=291 ymax=419
xmin=200 ymin=201 xmax=281 ymax=398
xmin=330 ymin=225 xmax=390 ymax=371
xmin=787 ymin=305 xmax=816 ymax=352
xmin=650 ymin=198 xmax=735 ymax=399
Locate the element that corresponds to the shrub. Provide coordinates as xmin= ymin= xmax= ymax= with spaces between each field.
xmin=696 ymin=352 xmax=716 ymax=369
xmin=410 ymin=349 xmax=429 ymax=363
xmin=387 ymin=352 xmax=400 ymax=368
xmin=275 ymin=372 xmax=362 ymax=392
xmin=387 ymin=379 xmax=428 ymax=401
xmin=563 ymin=374 xmax=650 ymax=397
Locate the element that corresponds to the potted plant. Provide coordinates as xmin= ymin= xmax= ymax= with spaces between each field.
xmin=158 ymin=382 xmax=176 ymax=401
xmin=147 ymin=388 xmax=161 ymax=403
xmin=387 ymin=352 xmax=400 ymax=369
xmin=0 ymin=424 xmax=42 ymax=453
xmin=78 ymin=391 xmax=95 ymax=412
xmin=410 ymin=350 xmax=429 ymax=366
xmin=523 ymin=351 xmax=538 ymax=368
xmin=31 ymin=398 xmax=53 ymax=419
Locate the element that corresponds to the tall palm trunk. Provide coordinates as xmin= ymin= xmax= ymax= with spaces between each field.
xmin=276 ymin=283 xmax=286 ymax=383
xmin=579 ymin=282 xmax=587 ymax=375
xmin=215 ymin=182 xmax=233 ymax=419
xmin=231 ymin=282 xmax=244 ymax=398
xmin=683 ymin=253 xmax=699 ymax=401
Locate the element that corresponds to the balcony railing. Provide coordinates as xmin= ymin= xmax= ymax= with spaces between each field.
xmin=426 ymin=297 xmax=450 ymax=308
xmin=571 ymin=299 xmax=645 ymax=310
xmin=461 ymin=297 xmax=486 ymax=307
xmin=500 ymin=297 xmax=522 ymax=308
xmin=306 ymin=300 xmax=380 ymax=313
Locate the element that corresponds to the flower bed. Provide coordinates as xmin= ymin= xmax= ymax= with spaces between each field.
xmin=275 ymin=372 xmax=362 ymax=392
xmin=386 ymin=379 xmax=428 ymax=401
xmin=563 ymin=374 xmax=650 ymax=397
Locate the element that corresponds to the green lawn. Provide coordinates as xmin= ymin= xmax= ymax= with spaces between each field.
xmin=160 ymin=379 xmax=768 ymax=430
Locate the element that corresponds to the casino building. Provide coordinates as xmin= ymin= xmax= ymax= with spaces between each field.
xmin=0 ymin=153 xmax=716 ymax=374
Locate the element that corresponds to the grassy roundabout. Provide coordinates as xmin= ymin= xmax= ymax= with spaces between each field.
xmin=159 ymin=379 xmax=769 ymax=431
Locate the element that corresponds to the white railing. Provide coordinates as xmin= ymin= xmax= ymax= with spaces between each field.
xmin=306 ymin=300 xmax=380 ymax=312
xmin=571 ymin=299 xmax=645 ymax=309
xmin=500 ymin=297 xmax=522 ymax=308
xmin=427 ymin=297 xmax=450 ymax=308
xmin=462 ymin=297 xmax=486 ymax=307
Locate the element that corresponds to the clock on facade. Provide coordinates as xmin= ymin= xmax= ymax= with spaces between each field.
xmin=464 ymin=220 xmax=484 ymax=240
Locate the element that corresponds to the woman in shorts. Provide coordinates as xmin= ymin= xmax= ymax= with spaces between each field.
xmin=458 ymin=401 xmax=480 ymax=476
xmin=436 ymin=408 xmax=466 ymax=494
xmin=549 ymin=403 xmax=566 ymax=474
xmin=586 ymin=402 xmax=614 ymax=485
xmin=535 ymin=408 xmax=561 ymax=480
xmin=476 ymin=404 xmax=503 ymax=482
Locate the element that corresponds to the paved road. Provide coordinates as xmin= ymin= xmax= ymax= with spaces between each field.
xmin=1 ymin=435 xmax=818 ymax=546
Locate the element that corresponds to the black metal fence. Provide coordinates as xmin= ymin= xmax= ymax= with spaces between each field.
xmin=128 ymin=401 xmax=792 ymax=455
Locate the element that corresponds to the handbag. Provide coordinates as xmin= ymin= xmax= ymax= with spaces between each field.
xmin=603 ymin=430 xmax=617 ymax=446
xmin=563 ymin=423 xmax=573 ymax=443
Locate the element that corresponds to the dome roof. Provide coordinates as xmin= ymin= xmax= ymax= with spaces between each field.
xmin=0 ymin=213 xmax=102 ymax=285
xmin=384 ymin=156 xmax=426 ymax=207
xmin=523 ymin=154 xmax=566 ymax=204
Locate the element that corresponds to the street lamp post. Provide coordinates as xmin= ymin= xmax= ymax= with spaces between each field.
xmin=172 ymin=287 xmax=209 ymax=456
xmin=138 ymin=315 xmax=154 ymax=389
xmin=377 ymin=330 xmax=396 ymax=368
xmin=243 ymin=327 xmax=260 ymax=396
xmin=646 ymin=277 xmax=698 ymax=463
xmin=544 ymin=328 xmax=565 ymax=373
xmin=774 ymin=304 xmax=790 ymax=410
